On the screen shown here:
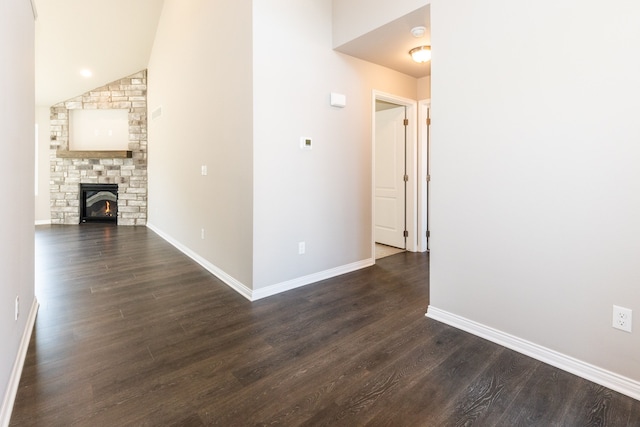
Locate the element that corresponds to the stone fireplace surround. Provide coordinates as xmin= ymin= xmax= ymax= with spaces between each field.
xmin=49 ymin=70 xmax=147 ymax=225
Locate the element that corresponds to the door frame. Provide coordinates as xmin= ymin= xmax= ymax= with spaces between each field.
xmin=418 ymin=98 xmax=431 ymax=252
xmin=372 ymin=91 xmax=418 ymax=257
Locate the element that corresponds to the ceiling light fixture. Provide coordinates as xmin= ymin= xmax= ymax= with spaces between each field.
xmin=411 ymin=26 xmax=426 ymax=38
xmin=80 ymin=69 xmax=92 ymax=78
xmin=409 ymin=45 xmax=431 ymax=63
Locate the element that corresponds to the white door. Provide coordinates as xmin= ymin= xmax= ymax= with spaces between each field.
xmin=375 ymin=105 xmax=406 ymax=249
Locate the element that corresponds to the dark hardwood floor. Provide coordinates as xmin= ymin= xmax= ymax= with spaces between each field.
xmin=10 ymin=224 xmax=640 ymax=426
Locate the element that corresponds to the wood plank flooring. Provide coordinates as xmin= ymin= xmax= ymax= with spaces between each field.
xmin=10 ymin=224 xmax=640 ymax=426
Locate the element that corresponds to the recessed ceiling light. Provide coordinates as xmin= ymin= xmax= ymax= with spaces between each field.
xmin=80 ymin=69 xmax=92 ymax=78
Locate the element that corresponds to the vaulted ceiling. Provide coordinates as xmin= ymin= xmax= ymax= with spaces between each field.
xmin=34 ymin=0 xmax=165 ymax=106
xmin=34 ymin=1 xmax=429 ymax=107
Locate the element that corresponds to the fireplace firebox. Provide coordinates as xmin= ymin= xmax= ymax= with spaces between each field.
xmin=79 ymin=184 xmax=118 ymax=224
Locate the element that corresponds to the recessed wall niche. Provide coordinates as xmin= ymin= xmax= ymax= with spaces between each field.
xmin=70 ymin=109 xmax=130 ymax=151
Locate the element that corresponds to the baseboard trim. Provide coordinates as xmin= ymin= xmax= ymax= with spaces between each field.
xmin=146 ymin=223 xmax=374 ymax=302
xmin=34 ymin=220 xmax=51 ymax=226
xmin=252 ymin=258 xmax=374 ymax=301
xmin=0 ymin=298 xmax=39 ymax=427
xmin=146 ymin=223 xmax=253 ymax=301
xmin=426 ymin=305 xmax=640 ymax=401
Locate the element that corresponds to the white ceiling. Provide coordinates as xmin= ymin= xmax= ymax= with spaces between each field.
xmin=334 ymin=5 xmax=431 ymax=79
xmin=34 ymin=0 xmax=165 ymax=106
xmin=34 ymin=2 xmax=429 ymax=107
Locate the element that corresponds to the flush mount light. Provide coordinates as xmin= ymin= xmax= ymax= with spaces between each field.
xmin=409 ymin=45 xmax=431 ymax=63
xmin=80 ymin=69 xmax=92 ymax=78
xmin=411 ymin=26 xmax=427 ymax=38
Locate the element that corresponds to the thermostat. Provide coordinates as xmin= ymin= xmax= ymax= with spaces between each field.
xmin=300 ymin=137 xmax=312 ymax=150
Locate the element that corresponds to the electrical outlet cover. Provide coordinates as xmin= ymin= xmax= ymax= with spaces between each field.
xmin=612 ymin=305 xmax=632 ymax=333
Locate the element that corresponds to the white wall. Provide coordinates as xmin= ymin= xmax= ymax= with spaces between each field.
xmin=332 ymin=0 xmax=428 ymax=47
xmin=35 ymin=106 xmax=51 ymax=224
xmin=252 ymin=0 xmax=419 ymax=290
xmin=0 ymin=0 xmax=36 ymax=421
xmin=147 ymin=0 xmax=254 ymax=287
xmin=417 ymin=76 xmax=430 ymax=100
xmin=147 ymin=0 xmax=419 ymax=293
xmin=430 ymin=0 xmax=640 ymax=385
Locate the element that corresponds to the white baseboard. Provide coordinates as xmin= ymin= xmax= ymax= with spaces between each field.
xmin=146 ymin=223 xmax=253 ymax=301
xmin=426 ymin=305 xmax=640 ymax=401
xmin=146 ymin=223 xmax=374 ymax=302
xmin=34 ymin=220 xmax=51 ymax=226
xmin=252 ymin=258 xmax=374 ymax=300
xmin=0 ymin=298 xmax=39 ymax=427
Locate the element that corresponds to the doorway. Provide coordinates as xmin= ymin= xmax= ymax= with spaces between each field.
xmin=372 ymin=91 xmax=418 ymax=259
xmin=374 ymin=100 xmax=406 ymax=250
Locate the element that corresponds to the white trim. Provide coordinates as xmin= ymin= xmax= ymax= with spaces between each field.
xmin=1 ymin=298 xmax=39 ymax=427
xmin=34 ymin=220 xmax=51 ymax=226
xmin=146 ymin=223 xmax=253 ymax=301
xmin=417 ymin=99 xmax=430 ymax=252
xmin=252 ymin=258 xmax=374 ymax=301
xmin=426 ymin=306 xmax=640 ymax=401
xmin=372 ymin=91 xmax=419 ymax=254
xmin=147 ymin=223 xmax=374 ymax=302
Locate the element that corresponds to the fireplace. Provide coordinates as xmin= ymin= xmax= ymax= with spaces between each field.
xmin=79 ymin=184 xmax=118 ymax=223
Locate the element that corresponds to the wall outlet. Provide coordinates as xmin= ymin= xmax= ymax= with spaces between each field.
xmin=298 ymin=241 xmax=305 ymax=255
xmin=612 ymin=305 xmax=632 ymax=333
xmin=201 ymin=165 xmax=208 ymax=176
xmin=201 ymin=228 xmax=205 ymax=240
xmin=15 ymin=296 xmax=19 ymax=321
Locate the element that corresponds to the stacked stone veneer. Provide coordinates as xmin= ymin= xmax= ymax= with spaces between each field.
xmin=49 ymin=70 xmax=147 ymax=225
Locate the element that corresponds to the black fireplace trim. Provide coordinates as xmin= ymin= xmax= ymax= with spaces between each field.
xmin=79 ymin=183 xmax=118 ymax=224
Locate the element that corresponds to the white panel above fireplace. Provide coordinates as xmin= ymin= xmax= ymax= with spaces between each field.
xmin=70 ymin=109 xmax=129 ymax=151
